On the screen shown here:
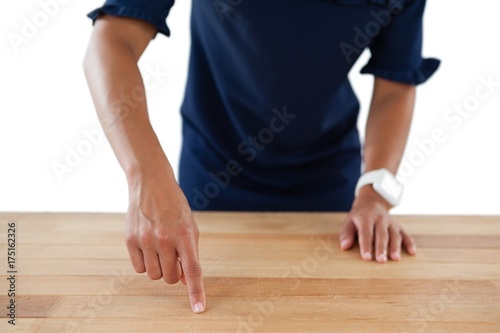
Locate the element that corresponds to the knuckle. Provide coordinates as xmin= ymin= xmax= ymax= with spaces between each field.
xmin=164 ymin=276 xmax=180 ymax=284
xmin=356 ymin=213 xmax=372 ymax=222
xmin=375 ymin=234 xmax=386 ymax=245
xmin=375 ymin=234 xmax=387 ymax=244
xmin=359 ymin=229 xmax=373 ymax=238
xmin=132 ymin=264 xmax=146 ymax=274
xmin=393 ymin=241 xmax=402 ymax=249
xmin=389 ymin=224 xmax=401 ymax=233
xmin=138 ymin=234 xmax=153 ymax=248
xmin=391 ymin=238 xmax=402 ymax=248
xmin=124 ymin=231 xmax=138 ymax=246
xmin=405 ymin=235 xmax=416 ymax=245
xmin=189 ymin=287 xmax=204 ymax=297
xmin=376 ymin=228 xmax=389 ymax=238
xmin=147 ymin=269 xmax=163 ymax=280
xmin=178 ymin=227 xmax=197 ymax=243
xmin=154 ymin=230 xmax=170 ymax=244
xmin=393 ymin=231 xmax=403 ymax=241
xmin=184 ymin=264 xmax=203 ymax=277
xmin=374 ymin=216 xmax=388 ymax=225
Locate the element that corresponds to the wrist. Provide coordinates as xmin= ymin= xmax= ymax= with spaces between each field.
xmin=126 ymin=163 xmax=178 ymax=205
xmin=125 ymin=156 xmax=175 ymax=189
xmin=355 ymin=168 xmax=403 ymax=207
xmin=356 ymin=185 xmax=393 ymax=210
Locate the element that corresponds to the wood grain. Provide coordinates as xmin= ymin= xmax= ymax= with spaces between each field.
xmin=0 ymin=212 xmax=499 ymax=333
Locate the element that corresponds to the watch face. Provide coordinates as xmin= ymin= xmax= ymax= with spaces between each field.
xmin=380 ymin=173 xmax=403 ymax=201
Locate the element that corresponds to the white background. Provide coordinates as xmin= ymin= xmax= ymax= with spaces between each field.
xmin=1 ymin=0 xmax=499 ymax=214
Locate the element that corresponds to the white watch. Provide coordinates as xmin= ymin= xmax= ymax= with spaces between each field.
xmin=355 ymin=168 xmax=403 ymax=206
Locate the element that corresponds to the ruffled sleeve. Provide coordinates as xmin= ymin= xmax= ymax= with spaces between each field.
xmin=360 ymin=0 xmax=440 ymax=85
xmin=87 ymin=0 xmax=175 ymax=37
xmin=361 ymin=58 xmax=440 ymax=85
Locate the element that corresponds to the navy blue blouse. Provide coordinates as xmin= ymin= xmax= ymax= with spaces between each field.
xmin=88 ymin=0 xmax=440 ymax=211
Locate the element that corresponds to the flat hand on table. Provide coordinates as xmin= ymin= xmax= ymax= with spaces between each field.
xmin=339 ymin=187 xmax=417 ymax=263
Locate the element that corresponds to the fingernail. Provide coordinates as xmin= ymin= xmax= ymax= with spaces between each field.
xmin=392 ymin=252 xmax=400 ymax=260
xmin=193 ymin=302 xmax=204 ymax=313
xmin=340 ymin=240 xmax=349 ymax=249
xmin=363 ymin=252 xmax=372 ymax=261
xmin=377 ymin=253 xmax=387 ymax=262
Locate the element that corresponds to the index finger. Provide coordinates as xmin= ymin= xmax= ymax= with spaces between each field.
xmin=177 ymin=240 xmax=206 ymax=314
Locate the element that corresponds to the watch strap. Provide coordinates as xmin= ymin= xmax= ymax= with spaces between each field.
xmin=355 ymin=169 xmax=388 ymax=197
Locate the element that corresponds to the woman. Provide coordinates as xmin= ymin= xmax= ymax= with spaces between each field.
xmin=84 ymin=0 xmax=439 ymax=313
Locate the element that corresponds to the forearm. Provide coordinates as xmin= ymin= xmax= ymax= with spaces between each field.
xmin=363 ymin=78 xmax=416 ymax=175
xmin=359 ymin=78 xmax=416 ymax=205
xmin=83 ymin=17 xmax=173 ymax=183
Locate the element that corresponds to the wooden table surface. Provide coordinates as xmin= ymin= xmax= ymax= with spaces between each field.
xmin=0 ymin=212 xmax=499 ymax=333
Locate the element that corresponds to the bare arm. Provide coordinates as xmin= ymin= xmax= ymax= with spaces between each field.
xmin=83 ymin=15 xmax=205 ymax=313
xmin=84 ymin=15 xmax=161 ymax=178
xmin=340 ymin=77 xmax=417 ymax=263
xmin=363 ymin=78 xmax=416 ymax=175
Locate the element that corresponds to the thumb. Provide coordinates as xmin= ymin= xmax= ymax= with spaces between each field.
xmin=339 ymin=217 xmax=356 ymax=251
xmin=178 ymin=250 xmax=206 ymax=314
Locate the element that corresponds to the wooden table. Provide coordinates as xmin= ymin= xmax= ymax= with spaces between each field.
xmin=0 ymin=213 xmax=499 ymax=332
